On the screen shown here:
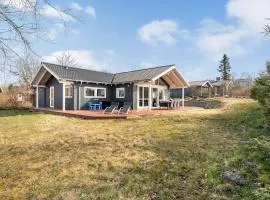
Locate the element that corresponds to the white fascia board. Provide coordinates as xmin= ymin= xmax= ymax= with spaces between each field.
xmin=152 ymin=66 xmax=176 ymax=82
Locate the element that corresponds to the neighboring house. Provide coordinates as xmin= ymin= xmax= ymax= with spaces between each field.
xmin=17 ymin=93 xmax=24 ymax=102
xmin=31 ymin=62 xmax=189 ymax=111
xmin=170 ymin=80 xmax=213 ymax=98
xmin=188 ymin=81 xmax=213 ymax=97
xmin=210 ymin=78 xmax=233 ymax=96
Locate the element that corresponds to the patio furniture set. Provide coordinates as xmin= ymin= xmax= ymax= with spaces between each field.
xmin=88 ymin=101 xmax=132 ymax=115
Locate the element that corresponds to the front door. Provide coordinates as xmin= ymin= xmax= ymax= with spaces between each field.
xmin=50 ymin=87 xmax=54 ymax=108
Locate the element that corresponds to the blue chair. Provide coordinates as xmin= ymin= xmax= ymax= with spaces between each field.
xmin=88 ymin=101 xmax=95 ymax=110
xmin=97 ymin=101 xmax=102 ymax=110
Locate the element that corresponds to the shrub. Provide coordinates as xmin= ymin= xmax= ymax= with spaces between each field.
xmin=251 ymin=63 xmax=270 ymax=130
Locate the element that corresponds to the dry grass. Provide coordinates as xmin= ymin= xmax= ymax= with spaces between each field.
xmin=0 ymin=99 xmax=264 ymax=199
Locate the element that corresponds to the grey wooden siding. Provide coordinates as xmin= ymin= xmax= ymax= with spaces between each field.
xmin=33 ymin=87 xmax=46 ymax=107
xmin=44 ymin=76 xmax=63 ymax=110
xmin=78 ymin=83 xmax=111 ymax=110
xmin=110 ymin=84 xmax=134 ymax=108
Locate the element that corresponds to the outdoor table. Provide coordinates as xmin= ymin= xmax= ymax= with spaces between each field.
xmin=92 ymin=103 xmax=100 ymax=110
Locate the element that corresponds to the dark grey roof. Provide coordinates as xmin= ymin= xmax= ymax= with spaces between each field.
xmin=113 ymin=65 xmax=174 ymax=83
xmin=40 ymin=62 xmax=175 ymax=84
xmin=42 ymin=62 xmax=114 ymax=84
xmin=189 ymin=80 xmax=212 ymax=87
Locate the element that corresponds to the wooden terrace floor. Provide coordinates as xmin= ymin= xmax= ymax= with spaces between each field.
xmin=30 ymin=107 xmax=201 ymax=120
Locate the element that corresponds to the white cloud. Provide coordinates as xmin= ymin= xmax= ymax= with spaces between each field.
xmin=104 ymin=49 xmax=115 ymax=55
xmin=85 ymin=6 xmax=96 ymax=19
xmin=70 ymin=2 xmax=83 ymax=11
xmin=71 ymin=29 xmax=80 ymax=34
xmin=194 ymin=0 xmax=269 ymax=60
xmin=227 ymin=0 xmax=270 ymax=31
xmin=41 ymin=5 xmax=75 ymax=22
xmin=42 ymin=50 xmax=106 ymax=71
xmin=138 ymin=20 xmax=189 ymax=46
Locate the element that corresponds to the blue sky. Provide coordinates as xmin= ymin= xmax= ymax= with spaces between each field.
xmin=5 ymin=0 xmax=270 ymax=83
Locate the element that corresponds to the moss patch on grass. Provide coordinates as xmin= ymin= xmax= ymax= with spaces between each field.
xmin=0 ymin=99 xmax=268 ymax=199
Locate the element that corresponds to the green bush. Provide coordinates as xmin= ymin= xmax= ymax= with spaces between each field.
xmin=251 ymin=62 xmax=270 ymax=130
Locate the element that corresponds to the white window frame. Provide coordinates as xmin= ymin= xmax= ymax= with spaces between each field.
xmin=65 ymin=85 xmax=73 ymax=98
xmin=84 ymin=87 xmax=106 ymax=98
xmin=116 ymin=87 xmax=125 ymax=98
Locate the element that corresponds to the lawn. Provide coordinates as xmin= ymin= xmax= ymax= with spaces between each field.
xmin=0 ymin=99 xmax=269 ymax=199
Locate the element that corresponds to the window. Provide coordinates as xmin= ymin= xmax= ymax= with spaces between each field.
xmin=84 ymin=87 xmax=106 ymax=98
xmin=116 ymin=88 xmax=125 ymax=98
xmin=97 ymin=88 xmax=106 ymax=98
xmin=65 ymin=85 xmax=73 ymax=98
xmin=85 ymin=87 xmax=95 ymax=97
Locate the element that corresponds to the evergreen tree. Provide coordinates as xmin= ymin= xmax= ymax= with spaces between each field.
xmin=218 ymin=54 xmax=231 ymax=80
xmin=251 ymin=61 xmax=270 ymax=132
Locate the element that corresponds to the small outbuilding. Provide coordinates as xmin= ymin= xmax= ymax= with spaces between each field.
xmin=211 ymin=79 xmax=233 ymax=96
xmin=188 ymin=81 xmax=213 ymax=97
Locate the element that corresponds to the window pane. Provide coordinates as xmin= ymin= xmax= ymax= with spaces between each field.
xmin=144 ymin=87 xmax=149 ymax=98
xmin=97 ymin=88 xmax=105 ymax=97
xmin=139 ymin=87 xmax=143 ymax=98
xmin=117 ymin=88 xmax=125 ymax=98
xmin=85 ymin=88 xmax=95 ymax=97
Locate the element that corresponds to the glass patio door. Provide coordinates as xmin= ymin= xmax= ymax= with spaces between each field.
xmin=138 ymin=86 xmax=149 ymax=108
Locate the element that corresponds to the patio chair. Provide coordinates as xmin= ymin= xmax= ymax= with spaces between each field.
xmin=88 ymin=101 xmax=95 ymax=110
xmin=97 ymin=101 xmax=102 ymax=110
xmin=118 ymin=102 xmax=132 ymax=115
xmin=104 ymin=102 xmax=119 ymax=114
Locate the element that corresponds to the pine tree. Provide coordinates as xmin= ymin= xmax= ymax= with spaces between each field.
xmin=218 ymin=54 xmax=231 ymax=81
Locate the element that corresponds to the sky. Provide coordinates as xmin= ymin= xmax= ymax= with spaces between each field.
xmin=2 ymin=0 xmax=270 ymax=83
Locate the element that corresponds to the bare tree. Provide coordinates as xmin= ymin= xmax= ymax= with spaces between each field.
xmin=0 ymin=0 xmax=76 ymax=80
xmin=10 ymin=56 xmax=40 ymax=88
xmin=55 ymin=52 xmax=79 ymax=67
xmin=264 ymin=19 xmax=270 ymax=35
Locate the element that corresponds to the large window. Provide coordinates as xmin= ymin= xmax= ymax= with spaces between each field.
xmin=84 ymin=87 xmax=106 ymax=98
xmin=65 ymin=85 xmax=73 ymax=98
xmin=116 ymin=88 xmax=125 ymax=98
xmin=138 ymin=86 xmax=149 ymax=107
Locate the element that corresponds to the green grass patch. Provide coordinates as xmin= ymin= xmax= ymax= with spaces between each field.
xmin=0 ymin=99 xmax=269 ymax=199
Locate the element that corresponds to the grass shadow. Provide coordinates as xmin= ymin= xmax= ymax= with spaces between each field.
xmin=0 ymin=109 xmax=37 ymax=117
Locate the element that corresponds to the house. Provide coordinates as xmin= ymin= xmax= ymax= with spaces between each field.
xmin=31 ymin=62 xmax=189 ymax=111
xmin=210 ymin=78 xmax=233 ymax=96
xmin=188 ymin=81 xmax=213 ymax=97
xmin=170 ymin=80 xmax=213 ymax=98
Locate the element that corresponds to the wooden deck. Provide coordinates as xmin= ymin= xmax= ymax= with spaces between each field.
xmin=30 ymin=107 xmax=201 ymax=120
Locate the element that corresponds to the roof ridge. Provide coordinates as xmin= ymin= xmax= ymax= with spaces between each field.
xmin=41 ymin=62 xmax=114 ymax=75
xmin=115 ymin=64 xmax=175 ymax=75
